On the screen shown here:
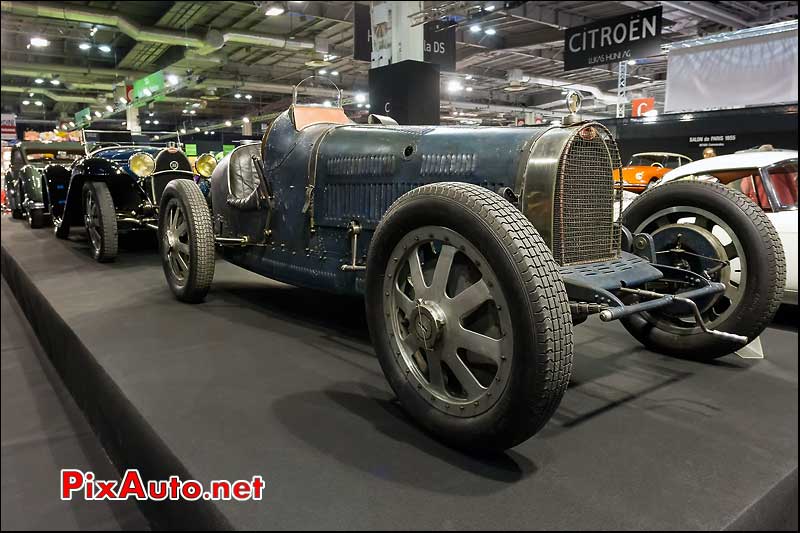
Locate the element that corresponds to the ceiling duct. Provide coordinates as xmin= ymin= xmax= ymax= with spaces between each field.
xmin=0 ymin=1 xmax=316 ymax=53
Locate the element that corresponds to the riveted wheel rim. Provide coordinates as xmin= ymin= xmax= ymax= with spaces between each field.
xmin=636 ymin=206 xmax=747 ymax=333
xmin=84 ymin=189 xmax=101 ymax=252
xmin=164 ymin=200 xmax=191 ymax=285
xmin=384 ymin=226 xmax=513 ymax=418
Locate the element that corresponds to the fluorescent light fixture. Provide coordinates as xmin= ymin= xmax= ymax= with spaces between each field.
xmin=319 ymin=69 xmax=328 ymax=75
xmin=34 ymin=100 xmax=42 ymax=106
xmin=484 ymin=28 xmax=497 ymax=35
xmin=234 ymin=93 xmax=242 ymax=98
xmin=225 ymin=120 xmax=232 ymax=126
xmin=30 ymin=37 xmax=49 ymax=47
xmin=242 ymin=116 xmax=250 ymax=123
xmin=105 ymin=105 xmax=113 ymax=112
xmin=447 ymin=80 xmax=463 ymax=93
xmin=470 ymin=24 xmax=481 ymax=33
xmin=98 ymin=44 xmax=112 ymax=53
xmin=22 ymin=100 xmax=30 ymax=105
xmin=166 ymin=74 xmax=180 ymax=86
xmin=79 ymin=42 xmax=92 ymax=50
xmin=34 ymin=78 xmax=44 ymax=84
xmin=355 ymin=92 xmax=367 ymax=103
xmin=245 ymin=94 xmax=252 ymax=100
xmin=265 ymin=5 xmax=285 ymax=16
xmin=152 ymin=120 xmax=159 ymax=125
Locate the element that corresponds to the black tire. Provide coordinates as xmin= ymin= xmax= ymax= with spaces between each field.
xmin=54 ymin=219 xmax=70 ymax=239
xmin=621 ymin=180 xmax=785 ymax=360
xmin=82 ymin=181 xmax=118 ymax=262
xmin=366 ymin=182 xmax=573 ymax=452
xmin=12 ymin=208 xmax=23 ymax=220
xmin=159 ymin=179 xmax=215 ymax=303
xmin=28 ymin=208 xmax=47 ymax=229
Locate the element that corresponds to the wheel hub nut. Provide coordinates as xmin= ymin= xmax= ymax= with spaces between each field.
xmin=411 ymin=301 xmax=447 ymax=347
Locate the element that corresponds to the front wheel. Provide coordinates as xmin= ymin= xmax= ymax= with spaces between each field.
xmin=366 ymin=182 xmax=573 ymax=452
xmin=159 ymin=180 xmax=215 ymax=303
xmin=82 ymin=181 xmax=118 ymax=262
xmin=621 ymin=180 xmax=786 ymax=360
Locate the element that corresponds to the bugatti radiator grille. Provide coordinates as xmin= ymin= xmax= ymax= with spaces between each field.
xmin=552 ymin=123 xmax=622 ymax=266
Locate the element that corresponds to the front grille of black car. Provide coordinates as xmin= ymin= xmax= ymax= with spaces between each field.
xmin=154 ymin=149 xmax=192 ymax=173
xmin=551 ymin=123 xmax=622 ymax=266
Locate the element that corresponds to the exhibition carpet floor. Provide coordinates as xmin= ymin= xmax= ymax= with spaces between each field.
xmin=1 ymin=215 xmax=797 ymax=530
xmin=1 ymin=277 xmax=148 ymax=530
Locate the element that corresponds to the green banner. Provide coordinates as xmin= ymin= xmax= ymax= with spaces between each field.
xmin=74 ymin=107 xmax=91 ymax=125
xmin=223 ymin=144 xmax=235 ymax=155
xmin=185 ymin=144 xmax=197 ymax=156
xmin=132 ymin=71 xmax=165 ymax=105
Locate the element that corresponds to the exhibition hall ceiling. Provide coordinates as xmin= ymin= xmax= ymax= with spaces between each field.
xmin=1 ymin=0 xmax=797 ymax=127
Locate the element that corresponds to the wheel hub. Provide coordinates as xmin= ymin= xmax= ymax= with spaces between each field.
xmin=165 ymin=229 xmax=178 ymax=250
xmin=410 ymin=300 xmax=446 ymax=348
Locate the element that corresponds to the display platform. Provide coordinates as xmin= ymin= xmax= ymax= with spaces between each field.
xmin=1 ymin=216 xmax=797 ymax=530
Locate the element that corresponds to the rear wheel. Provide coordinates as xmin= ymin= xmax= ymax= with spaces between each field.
xmin=82 ymin=181 xmax=117 ymax=262
xmin=621 ymin=180 xmax=785 ymax=360
xmin=159 ymin=180 xmax=215 ymax=303
xmin=366 ymin=182 xmax=573 ymax=452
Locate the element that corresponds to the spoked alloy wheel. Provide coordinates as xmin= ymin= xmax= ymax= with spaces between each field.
xmin=367 ymin=182 xmax=573 ymax=452
xmin=621 ymin=180 xmax=785 ymax=359
xmin=386 ymin=226 xmax=513 ymax=417
xmin=159 ymin=179 xmax=215 ymax=303
xmin=163 ymin=201 xmax=191 ymax=284
xmin=82 ymin=181 xmax=118 ymax=262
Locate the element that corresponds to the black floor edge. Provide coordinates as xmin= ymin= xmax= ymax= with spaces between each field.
xmin=1 ymin=243 xmax=232 ymax=531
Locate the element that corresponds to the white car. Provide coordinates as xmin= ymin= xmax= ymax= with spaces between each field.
xmin=658 ymin=149 xmax=798 ymax=305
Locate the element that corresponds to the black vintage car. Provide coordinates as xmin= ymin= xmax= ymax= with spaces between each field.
xmin=4 ymin=141 xmax=84 ymax=228
xmin=53 ymin=141 xmax=217 ymax=262
xmin=158 ymin=84 xmax=785 ymax=451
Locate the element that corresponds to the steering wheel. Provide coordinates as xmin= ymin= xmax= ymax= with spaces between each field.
xmin=650 ymin=162 xmax=664 ymax=168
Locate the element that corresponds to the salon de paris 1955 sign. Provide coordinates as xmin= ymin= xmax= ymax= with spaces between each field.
xmin=564 ymin=6 xmax=663 ymax=71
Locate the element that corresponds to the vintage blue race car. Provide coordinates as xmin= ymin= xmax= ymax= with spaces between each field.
xmin=53 ymin=141 xmax=217 ymax=261
xmin=157 ymin=83 xmax=785 ymax=452
xmin=4 ymin=141 xmax=84 ymax=228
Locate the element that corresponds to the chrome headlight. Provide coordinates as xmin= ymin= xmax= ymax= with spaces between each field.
xmin=129 ymin=152 xmax=155 ymax=178
xmin=195 ymin=153 xmax=217 ymax=178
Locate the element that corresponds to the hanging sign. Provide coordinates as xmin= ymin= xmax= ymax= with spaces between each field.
xmin=132 ymin=71 xmax=165 ymax=105
xmin=423 ymin=20 xmax=456 ymax=72
xmin=1 ymin=113 xmax=16 ymax=140
xmin=564 ymin=7 xmax=663 ymax=71
xmin=631 ymin=97 xmax=655 ymax=117
xmin=74 ymin=107 xmax=92 ymax=126
xmin=353 ymin=3 xmax=372 ymax=61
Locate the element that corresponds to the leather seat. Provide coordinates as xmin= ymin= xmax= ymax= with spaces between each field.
xmin=227 ymin=144 xmax=263 ymax=211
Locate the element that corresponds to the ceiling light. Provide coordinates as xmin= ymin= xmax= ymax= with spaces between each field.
xmin=447 ymin=80 xmax=463 ymax=93
xmin=319 ymin=69 xmax=328 ymax=75
xmin=365 ymin=104 xmax=370 ymax=109
xmin=331 ymin=70 xmax=339 ymax=76
xmin=242 ymin=116 xmax=250 ymax=123
xmin=466 ymin=87 xmax=473 ymax=92
xmin=148 ymin=112 xmax=155 ymax=116
xmin=34 ymin=78 xmax=44 ymax=84
xmin=90 ymin=26 xmax=98 ymax=36
xmin=154 ymin=135 xmax=160 ymax=140
xmin=322 ymin=100 xmax=332 ymax=107
xmin=145 ymin=119 xmax=151 ymax=124
xmin=225 ymin=120 xmax=232 ymax=126
xmin=49 ymin=79 xmax=60 ymax=85
xmin=28 ymin=92 xmax=34 ymax=97
xmin=245 ymin=94 xmax=252 ymax=100
xmin=98 ymin=44 xmax=112 ymax=53
xmin=105 ymin=105 xmax=113 ymax=112
xmin=153 ymin=120 xmax=159 ymax=125
xmin=30 ymin=37 xmax=49 ymax=47
xmin=94 ymin=110 xmax=101 ymax=117
xmin=627 ymin=59 xmax=637 ymax=66
xmin=189 ymin=110 xmax=196 ymax=115
xmin=357 ymin=103 xmax=363 ymax=108
xmin=121 ymin=121 xmax=126 ymax=126
xmin=166 ymin=74 xmax=180 ymax=86
xmin=485 ymin=4 xmax=495 ymax=11
xmin=22 ymin=100 xmax=30 ymax=105
xmin=79 ymin=42 xmax=92 ymax=50
xmin=234 ymin=93 xmax=242 ymax=98
xmin=470 ymin=24 xmax=481 ymax=33
xmin=192 ymin=102 xmax=200 ymax=108
xmin=204 ymin=131 xmax=209 ymax=135
xmin=485 ymin=28 xmax=497 ymax=35
xmin=465 ymin=74 xmax=473 ymax=80
xmin=194 ymin=127 xmax=200 ymax=132
xmin=180 ymin=128 xmax=187 ymax=134
xmin=265 ymin=5 xmax=285 ymax=16
xmin=69 ymin=121 xmax=75 ymax=127
xmin=355 ymin=92 xmax=367 ymax=103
